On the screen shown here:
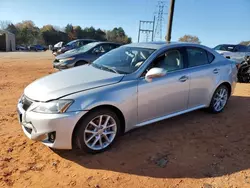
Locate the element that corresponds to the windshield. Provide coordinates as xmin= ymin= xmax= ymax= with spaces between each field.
xmin=76 ymin=42 xmax=98 ymax=53
xmin=214 ymin=45 xmax=236 ymax=52
xmin=66 ymin=40 xmax=77 ymax=46
xmin=92 ymin=46 xmax=155 ymax=74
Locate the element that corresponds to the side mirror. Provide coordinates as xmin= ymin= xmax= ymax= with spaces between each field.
xmin=145 ymin=68 xmax=167 ymax=82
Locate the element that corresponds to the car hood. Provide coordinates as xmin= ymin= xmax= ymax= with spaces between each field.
xmin=54 ymin=42 xmax=63 ymax=48
xmin=24 ymin=65 xmax=124 ymax=102
xmin=216 ymin=50 xmax=233 ymax=55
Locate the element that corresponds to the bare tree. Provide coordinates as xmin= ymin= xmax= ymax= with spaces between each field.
xmin=0 ymin=20 xmax=11 ymax=30
xmin=179 ymin=34 xmax=201 ymax=44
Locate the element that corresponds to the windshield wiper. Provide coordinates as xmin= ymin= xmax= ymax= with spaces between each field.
xmin=100 ymin=65 xmax=119 ymax=74
xmin=92 ymin=63 xmax=119 ymax=74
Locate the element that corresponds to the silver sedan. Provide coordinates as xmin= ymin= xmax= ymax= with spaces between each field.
xmin=17 ymin=42 xmax=237 ymax=153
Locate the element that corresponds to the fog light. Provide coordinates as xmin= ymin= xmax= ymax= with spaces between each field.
xmin=48 ymin=132 xmax=56 ymax=143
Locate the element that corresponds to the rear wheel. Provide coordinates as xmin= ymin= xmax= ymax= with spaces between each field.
xmin=74 ymin=109 xmax=121 ymax=154
xmin=208 ymin=85 xmax=229 ymax=113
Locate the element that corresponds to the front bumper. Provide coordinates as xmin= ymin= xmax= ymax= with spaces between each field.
xmin=53 ymin=60 xmax=75 ymax=70
xmin=17 ymin=101 xmax=87 ymax=149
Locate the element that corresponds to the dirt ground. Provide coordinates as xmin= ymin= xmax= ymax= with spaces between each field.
xmin=1 ymin=51 xmax=250 ymax=188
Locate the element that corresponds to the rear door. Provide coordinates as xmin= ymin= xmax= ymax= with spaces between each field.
xmin=185 ymin=47 xmax=220 ymax=108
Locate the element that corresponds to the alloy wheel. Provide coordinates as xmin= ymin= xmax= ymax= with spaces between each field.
xmin=83 ymin=115 xmax=117 ymax=151
xmin=213 ymin=87 xmax=228 ymax=112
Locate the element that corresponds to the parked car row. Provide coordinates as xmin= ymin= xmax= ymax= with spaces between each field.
xmin=52 ymin=39 xmax=97 ymax=56
xmin=17 ymin=41 xmax=238 ymax=153
xmin=53 ymin=42 xmax=121 ymax=69
xmin=16 ymin=44 xmax=48 ymax=51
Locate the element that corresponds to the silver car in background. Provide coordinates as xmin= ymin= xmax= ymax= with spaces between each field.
xmin=17 ymin=42 xmax=237 ymax=153
xmin=214 ymin=44 xmax=250 ymax=64
xmin=53 ymin=42 xmax=121 ymax=69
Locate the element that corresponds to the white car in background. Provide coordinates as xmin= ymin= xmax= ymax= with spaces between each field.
xmin=214 ymin=44 xmax=250 ymax=64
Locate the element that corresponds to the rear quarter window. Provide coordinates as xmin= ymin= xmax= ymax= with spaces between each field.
xmin=207 ymin=51 xmax=215 ymax=63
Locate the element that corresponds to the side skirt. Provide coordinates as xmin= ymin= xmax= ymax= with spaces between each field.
xmin=135 ymin=105 xmax=206 ymax=127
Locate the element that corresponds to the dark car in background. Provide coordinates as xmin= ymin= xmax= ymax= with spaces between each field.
xmin=28 ymin=44 xmax=47 ymax=51
xmin=16 ymin=45 xmax=28 ymax=51
xmin=54 ymin=39 xmax=97 ymax=56
xmin=53 ymin=42 xmax=121 ymax=70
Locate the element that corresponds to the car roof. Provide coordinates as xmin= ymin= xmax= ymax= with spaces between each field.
xmin=71 ymin=39 xmax=97 ymax=42
xmin=215 ymin=44 xmax=248 ymax=47
xmin=88 ymin=41 xmax=121 ymax=46
xmin=216 ymin=44 xmax=236 ymax=46
xmin=124 ymin=41 xmax=207 ymax=50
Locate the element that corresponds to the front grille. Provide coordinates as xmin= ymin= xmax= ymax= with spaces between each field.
xmin=21 ymin=96 xmax=33 ymax=111
xmin=54 ymin=59 xmax=59 ymax=63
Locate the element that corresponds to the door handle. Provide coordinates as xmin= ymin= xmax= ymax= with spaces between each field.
xmin=213 ymin=68 xmax=219 ymax=74
xmin=179 ymin=75 xmax=188 ymax=82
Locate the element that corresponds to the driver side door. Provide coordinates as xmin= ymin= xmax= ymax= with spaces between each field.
xmin=137 ymin=47 xmax=190 ymax=124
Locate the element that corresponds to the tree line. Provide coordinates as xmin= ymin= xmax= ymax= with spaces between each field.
xmin=1 ymin=20 xmax=249 ymax=47
xmin=0 ymin=20 xmax=132 ymax=46
xmin=178 ymin=34 xmax=250 ymax=47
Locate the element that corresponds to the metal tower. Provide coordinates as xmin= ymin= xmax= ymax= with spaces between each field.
xmin=154 ymin=1 xmax=167 ymax=41
xmin=137 ymin=16 xmax=155 ymax=42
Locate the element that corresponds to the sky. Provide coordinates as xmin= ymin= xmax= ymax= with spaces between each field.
xmin=0 ymin=0 xmax=249 ymax=47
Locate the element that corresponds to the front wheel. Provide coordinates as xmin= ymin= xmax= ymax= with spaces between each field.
xmin=74 ymin=109 xmax=121 ymax=153
xmin=207 ymin=85 xmax=229 ymax=113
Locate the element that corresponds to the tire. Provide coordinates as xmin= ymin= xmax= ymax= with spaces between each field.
xmin=238 ymin=64 xmax=250 ymax=83
xmin=74 ymin=109 xmax=121 ymax=154
xmin=207 ymin=85 xmax=229 ymax=114
xmin=75 ymin=61 xmax=88 ymax=67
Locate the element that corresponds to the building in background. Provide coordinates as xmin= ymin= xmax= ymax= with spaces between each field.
xmin=0 ymin=30 xmax=16 ymax=51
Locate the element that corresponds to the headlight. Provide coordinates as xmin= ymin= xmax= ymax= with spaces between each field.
xmin=32 ymin=100 xmax=74 ymax=114
xmin=59 ymin=57 xmax=75 ymax=62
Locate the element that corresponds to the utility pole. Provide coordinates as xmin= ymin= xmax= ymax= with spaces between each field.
xmin=137 ymin=17 xmax=155 ymax=42
xmin=166 ymin=0 xmax=175 ymax=42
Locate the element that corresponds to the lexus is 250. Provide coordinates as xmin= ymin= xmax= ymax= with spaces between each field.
xmin=17 ymin=42 xmax=237 ymax=153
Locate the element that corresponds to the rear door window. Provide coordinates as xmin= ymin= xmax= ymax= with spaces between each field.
xmin=186 ymin=47 xmax=210 ymax=67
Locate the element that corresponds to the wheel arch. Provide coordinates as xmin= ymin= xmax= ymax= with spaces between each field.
xmin=212 ymin=81 xmax=232 ymax=99
xmin=222 ymin=82 xmax=232 ymax=97
xmin=71 ymin=104 xmax=126 ymax=148
xmin=75 ymin=60 xmax=89 ymax=66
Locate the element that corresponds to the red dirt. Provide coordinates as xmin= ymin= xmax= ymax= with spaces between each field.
xmin=1 ymin=51 xmax=250 ymax=188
